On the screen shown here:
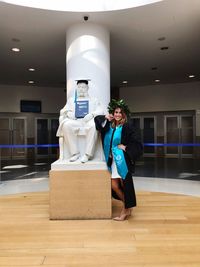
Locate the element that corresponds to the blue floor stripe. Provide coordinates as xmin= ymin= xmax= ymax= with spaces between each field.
xmin=0 ymin=143 xmax=200 ymax=148
xmin=144 ymin=143 xmax=200 ymax=147
xmin=0 ymin=144 xmax=59 ymax=148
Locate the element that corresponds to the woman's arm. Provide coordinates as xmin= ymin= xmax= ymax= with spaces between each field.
xmin=105 ymin=114 xmax=114 ymax=121
xmin=94 ymin=115 xmax=112 ymax=133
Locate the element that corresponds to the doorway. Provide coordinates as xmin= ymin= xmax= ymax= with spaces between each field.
xmin=164 ymin=115 xmax=194 ymax=157
xmin=132 ymin=116 xmax=156 ymax=156
xmin=0 ymin=117 xmax=27 ymax=159
xmin=35 ymin=118 xmax=59 ymax=158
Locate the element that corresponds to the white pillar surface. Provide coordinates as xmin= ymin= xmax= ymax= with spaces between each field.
xmin=66 ymin=23 xmax=110 ymax=110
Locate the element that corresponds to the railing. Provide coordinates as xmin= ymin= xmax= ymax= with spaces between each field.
xmin=0 ymin=144 xmax=59 ymax=148
xmin=1 ymin=143 xmax=199 ymax=150
xmin=144 ymin=143 xmax=200 ymax=147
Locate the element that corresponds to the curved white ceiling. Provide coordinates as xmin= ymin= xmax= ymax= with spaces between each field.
xmin=1 ymin=0 xmax=163 ymax=12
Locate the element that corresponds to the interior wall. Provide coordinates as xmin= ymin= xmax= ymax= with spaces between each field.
xmin=120 ymin=81 xmax=200 ymax=113
xmin=0 ymin=84 xmax=66 ymax=113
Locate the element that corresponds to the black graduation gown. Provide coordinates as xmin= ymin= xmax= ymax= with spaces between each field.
xmin=95 ymin=115 xmax=143 ymax=209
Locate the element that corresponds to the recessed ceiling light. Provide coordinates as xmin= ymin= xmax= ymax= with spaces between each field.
xmin=158 ymin=37 xmax=166 ymax=41
xmin=12 ymin=38 xmax=20 ymax=42
xmin=189 ymin=75 xmax=195 ymax=78
xmin=11 ymin=47 xmax=20 ymax=52
xmin=122 ymin=80 xmax=128 ymax=84
xmin=28 ymin=81 xmax=34 ymax=84
xmin=28 ymin=68 xmax=35 ymax=71
xmin=151 ymin=67 xmax=158 ymax=70
xmin=155 ymin=79 xmax=160 ymax=82
xmin=160 ymin=46 xmax=169 ymax=50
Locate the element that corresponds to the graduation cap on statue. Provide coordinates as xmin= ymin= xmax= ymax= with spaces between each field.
xmin=75 ymin=79 xmax=91 ymax=85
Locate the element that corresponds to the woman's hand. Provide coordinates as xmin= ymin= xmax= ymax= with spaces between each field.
xmin=118 ymin=144 xmax=126 ymax=151
xmin=105 ymin=113 xmax=114 ymax=121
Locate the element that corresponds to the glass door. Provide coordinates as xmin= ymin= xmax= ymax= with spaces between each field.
xmin=0 ymin=117 xmax=26 ymax=159
xmin=12 ymin=118 xmax=27 ymax=158
xmin=132 ymin=117 xmax=140 ymax=130
xmin=36 ymin=119 xmax=49 ymax=156
xmin=180 ymin=115 xmax=194 ymax=157
xmin=164 ymin=115 xmax=194 ymax=158
xmin=131 ymin=116 xmax=156 ymax=156
xmin=164 ymin=116 xmax=179 ymax=157
xmin=0 ymin=118 xmax=11 ymax=159
xmin=143 ymin=117 xmax=155 ymax=154
xmin=35 ymin=118 xmax=59 ymax=158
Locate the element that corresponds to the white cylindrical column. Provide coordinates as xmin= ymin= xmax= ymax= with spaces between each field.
xmin=66 ymin=23 xmax=110 ymax=110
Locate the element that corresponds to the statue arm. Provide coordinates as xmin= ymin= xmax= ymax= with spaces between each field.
xmin=91 ymin=99 xmax=105 ymax=117
xmin=59 ymin=98 xmax=75 ymax=121
xmin=83 ymin=98 xmax=105 ymax=123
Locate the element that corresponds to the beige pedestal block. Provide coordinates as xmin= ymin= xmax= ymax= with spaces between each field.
xmin=49 ymin=170 xmax=112 ymax=219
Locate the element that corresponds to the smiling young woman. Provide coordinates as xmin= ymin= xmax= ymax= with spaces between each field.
xmin=95 ymin=99 xmax=143 ymax=221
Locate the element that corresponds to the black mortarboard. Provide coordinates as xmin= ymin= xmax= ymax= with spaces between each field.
xmin=76 ymin=79 xmax=90 ymax=85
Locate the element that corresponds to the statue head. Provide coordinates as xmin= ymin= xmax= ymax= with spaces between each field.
xmin=76 ymin=79 xmax=90 ymax=98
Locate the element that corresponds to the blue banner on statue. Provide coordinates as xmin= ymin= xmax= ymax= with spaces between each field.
xmin=75 ymin=100 xmax=89 ymax=118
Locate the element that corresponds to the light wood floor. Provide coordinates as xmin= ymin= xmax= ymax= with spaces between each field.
xmin=0 ymin=190 xmax=200 ymax=267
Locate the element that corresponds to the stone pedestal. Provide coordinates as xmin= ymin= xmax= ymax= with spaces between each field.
xmin=49 ymin=164 xmax=111 ymax=219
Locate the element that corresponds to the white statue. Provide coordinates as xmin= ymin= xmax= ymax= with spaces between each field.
xmin=56 ymin=80 xmax=105 ymax=163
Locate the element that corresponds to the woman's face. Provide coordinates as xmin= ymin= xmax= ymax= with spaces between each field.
xmin=113 ymin=108 xmax=122 ymax=121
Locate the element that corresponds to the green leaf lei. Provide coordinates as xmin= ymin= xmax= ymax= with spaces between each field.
xmin=107 ymin=99 xmax=130 ymax=116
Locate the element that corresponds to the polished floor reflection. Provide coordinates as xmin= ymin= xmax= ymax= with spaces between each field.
xmin=0 ymin=158 xmax=56 ymax=181
xmin=135 ymin=158 xmax=200 ymax=181
xmin=1 ymin=175 xmax=200 ymax=197
xmin=1 ymin=157 xmax=200 ymax=181
xmin=0 ymin=157 xmax=200 ymax=197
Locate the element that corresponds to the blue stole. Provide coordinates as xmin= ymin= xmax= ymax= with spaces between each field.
xmin=103 ymin=125 xmax=128 ymax=179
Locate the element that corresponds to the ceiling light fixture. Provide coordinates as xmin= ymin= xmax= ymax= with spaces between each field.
xmin=12 ymin=38 xmax=20 ymax=42
xmin=2 ymin=0 xmax=163 ymax=12
xmin=28 ymin=68 xmax=35 ymax=71
xmin=122 ymin=80 xmax=128 ymax=84
xmin=158 ymin=37 xmax=166 ymax=41
xmin=189 ymin=75 xmax=195 ymax=78
xmin=11 ymin=47 xmax=20 ymax=52
xmin=160 ymin=46 xmax=169 ymax=50
xmin=155 ymin=79 xmax=160 ymax=82
xmin=28 ymin=81 xmax=34 ymax=84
